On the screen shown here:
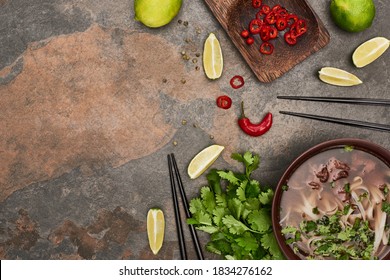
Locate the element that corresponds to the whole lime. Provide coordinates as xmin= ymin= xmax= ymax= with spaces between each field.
xmin=134 ymin=0 xmax=182 ymax=28
xmin=330 ymin=0 xmax=375 ymax=32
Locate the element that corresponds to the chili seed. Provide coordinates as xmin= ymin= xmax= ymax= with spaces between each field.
xmin=209 ymin=135 xmax=214 ymax=139
xmin=178 ymin=19 xmax=182 ymax=24
xmin=195 ymin=66 xmax=200 ymax=71
xmin=195 ymin=53 xmax=200 ymax=57
xmin=182 ymin=120 xmax=187 ymax=125
xmin=181 ymin=78 xmax=186 ymax=84
xmin=192 ymin=58 xmax=197 ymax=63
xmin=181 ymin=51 xmax=186 ymax=55
xmin=173 ymin=141 xmax=178 ymax=146
xmin=162 ymin=78 xmax=167 ymax=83
xmin=183 ymin=21 xmax=189 ymax=27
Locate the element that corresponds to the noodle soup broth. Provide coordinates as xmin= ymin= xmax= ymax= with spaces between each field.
xmin=279 ymin=147 xmax=390 ymax=259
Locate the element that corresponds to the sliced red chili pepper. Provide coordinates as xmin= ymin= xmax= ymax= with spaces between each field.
xmin=249 ymin=19 xmax=263 ymax=34
xmin=284 ymin=31 xmax=297 ymax=45
xmin=230 ymin=75 xmax=245 ymax=89
xmin=276 ymin=8 xmax=288 ymax=17
xmin=238 ymin=102 xmax=273 ymax=137
xmin=290 ymin=20 xmax=307 ymax=38
xmin=252 ymin=0 xmax=262 ymax=8
xmin=275 ymin=17 xmax=288 ymax=31
xmin=259 ymin=25 xmax=270 ymax=41
xmin=246 ymin=37 xmax=254 ymax=45
xmin=240 ymin=29 xmax=249 ymax=38
xmin=286 ymin=14 xmax=298 ymax=26
xmin=256 ymin=10 xmax=264 ymax=20
xmin=216 ymin=95 xmax=232 ymax=109
xmin=265 ymin=12 xmax=277 ymax=25
xmin=269 ymin=26 xmax=278 ymax=39
xmin=260 ymin=42 xmax=274 ymax=55
xmin=260 ymin=5 xmax=270 ymax=15
xmin=296 ymin=19 xmax=308 ymax=34
xmin=271 ymin=4 xmax=282 ymax=12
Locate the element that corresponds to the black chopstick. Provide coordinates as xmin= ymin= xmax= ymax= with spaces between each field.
xmin=171 ymin=153 xmax=204 ymax=260
xmin=168 ymin=154 xmax=187 ymax=260
xmin=280 ymin=111 xmax=390 ymax=132
xmin=277 ymin=96 xmax=390 ymax=106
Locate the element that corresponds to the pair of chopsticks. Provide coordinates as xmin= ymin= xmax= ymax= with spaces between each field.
xmin=167 ymin=153 xmax=204 ymax=260
xmin=278 ymin=96 xmax=390 ymax=132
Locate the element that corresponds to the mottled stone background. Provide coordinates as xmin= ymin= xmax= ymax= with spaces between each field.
xmin=0 ymin=0 xmax=389 ymax=259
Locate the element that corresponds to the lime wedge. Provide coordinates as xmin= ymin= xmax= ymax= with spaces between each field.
xmin=188 ymin=145 xmax=224 ymax=179
xmin=319 ymin=67 xmax=362 ymax=86
xmin=147 ymin=208 xmax=165 ymax=255
xmin=352 ymin=37 xmax=389 ymax=68
xmin=203 ymin=33 xmax=223 ymax=80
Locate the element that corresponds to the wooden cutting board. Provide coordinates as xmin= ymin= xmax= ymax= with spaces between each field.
xmin=204 ymin=0 xmax=330 ymax=83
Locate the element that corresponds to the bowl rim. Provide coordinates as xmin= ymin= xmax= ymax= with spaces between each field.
xmin=272 ymin=138 xmax=390 ymax=260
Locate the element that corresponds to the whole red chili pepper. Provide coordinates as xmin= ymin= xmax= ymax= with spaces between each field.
xmin=238 ymin=102 xmax=272 ymax=137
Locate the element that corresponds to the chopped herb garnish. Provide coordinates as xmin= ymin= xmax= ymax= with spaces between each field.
xmin=312 ymin=207 xmax=320 ymax=215
xmin=358 ymin=192 xmax=368 ymax=202
xmin=344 ymin=183 xmax=351 ymax=193
xmin=343 ymin=204 xmax=351 ymax=215
xmin=344 ymin=145 xmax=354 ymax=152
xmin=383 ymin=185 xmax=389 ymax=196
xmin=382 ymin=202 xmax=390 ymax=214
xmin=282 ymin=184 xmax=289 ymax=191
xmin=330 ymin=181 xmax=335 ymax=188
xmin=283 ymin=210 xmax=376 ymax=260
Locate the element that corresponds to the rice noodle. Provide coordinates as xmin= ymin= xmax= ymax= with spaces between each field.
xmin=350 ymin=176 xmax=363 ymax=190
xmin=370 ymin=186 xmax=385 ymax=204
xmin=279 ymin=208 xmax=291 ymax=224
xmin=351 ymin=191 xmax=367 ymax=221
xmin=373 ymin=204 xmax=387 ymax=256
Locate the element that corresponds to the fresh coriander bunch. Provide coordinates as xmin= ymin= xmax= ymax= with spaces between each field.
xmin=187 ymin=151 xmax=284 ymax=260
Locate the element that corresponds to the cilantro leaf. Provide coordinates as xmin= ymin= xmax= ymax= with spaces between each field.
xmin=197 ymin=211 xmax=212 ymax=225
xmin=259 ymin=188 xmax=274 ymax=206
xmin=206 ymin=169 xmax=222 ymax=195
xmin=237 ymin=180 xmax=247 ymax=201
xmin=247 ymin=209 xmax=271 ymax=233
xmin=197 ymin=226 xmax=219 ymax=234
xmin=261 ymin=233 xmax=285 ymax=260
xmin=222 ymin=215 xmax=251 ymax=235
xmin=200 ymin=186 xmax=216 ymax=213
xmin=189 ymin=198 xmax=205 ymax=215
xmin=218 ymin=170 xmax=240 ymax=185
xmin=213 ymin=207 xmax=227 ymax=226
xmin=236 ymin=232 xmax=259 ymax=252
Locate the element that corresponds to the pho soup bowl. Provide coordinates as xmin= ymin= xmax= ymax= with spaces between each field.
xmin=272 ymin=138 xmax=390 ymax=260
